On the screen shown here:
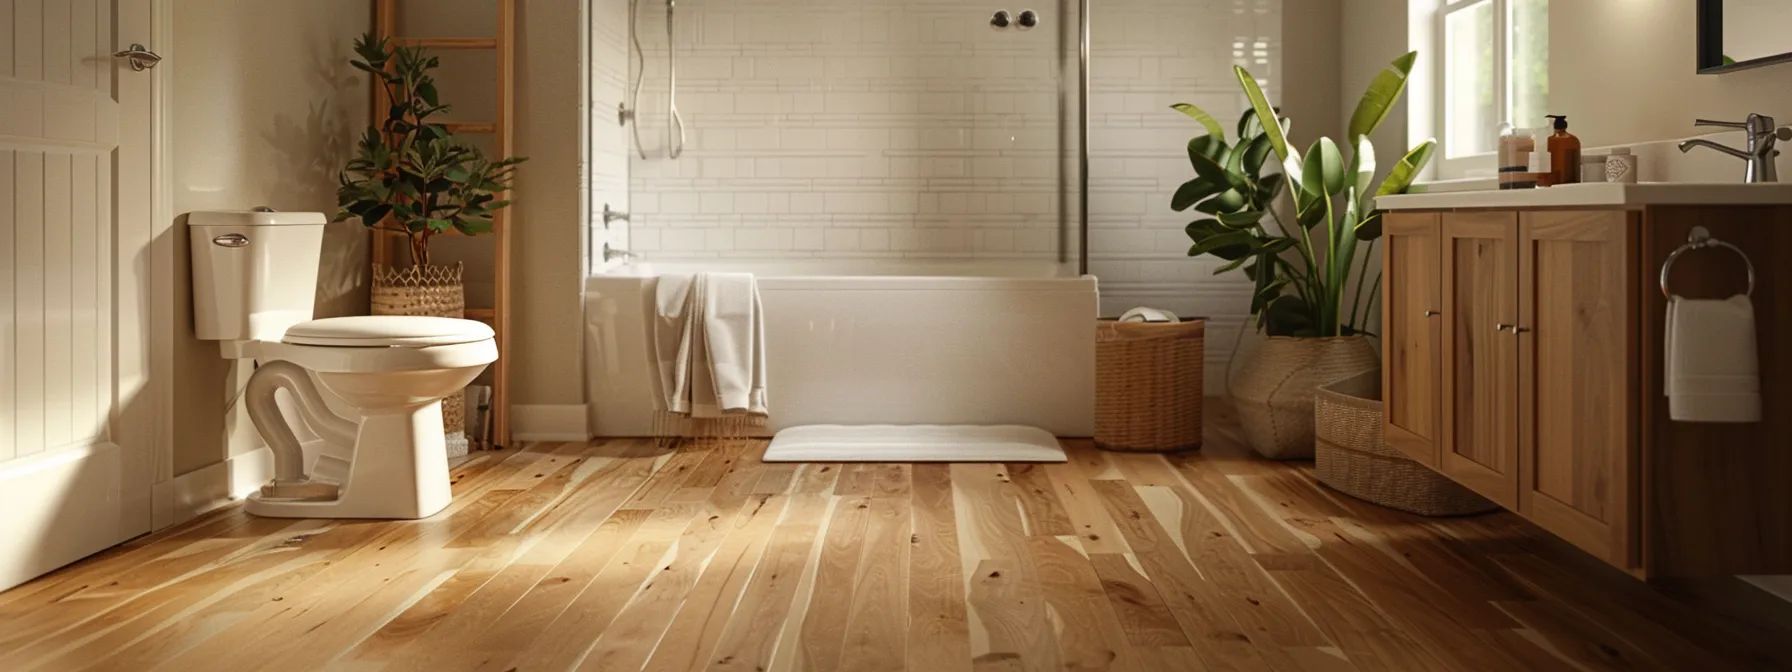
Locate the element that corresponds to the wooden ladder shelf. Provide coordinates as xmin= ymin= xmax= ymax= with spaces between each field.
xmin=373 ymin=0 xmax=517 ymax=449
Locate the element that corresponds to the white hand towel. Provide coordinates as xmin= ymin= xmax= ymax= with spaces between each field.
xmin=702 ymin=272 xmax=769 ymax=416
xmin=650 ymin=274 xmax=695 ymax=414
xmin=1665 ymin=294 xmax=1761 ymax=423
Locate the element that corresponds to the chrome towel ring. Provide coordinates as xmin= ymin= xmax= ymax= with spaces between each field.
xmin=1660 ymin=226 xmax=1756 ymax=298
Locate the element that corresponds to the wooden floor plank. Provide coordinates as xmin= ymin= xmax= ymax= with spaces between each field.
xmin=2 ymin=414 xmax=1780 ymax=672
xmin=907 ymin=464 xmax=974 ymax=672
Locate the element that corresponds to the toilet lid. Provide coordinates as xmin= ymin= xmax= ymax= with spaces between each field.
xmin=282 ymin=316 xmax=495 ymax=347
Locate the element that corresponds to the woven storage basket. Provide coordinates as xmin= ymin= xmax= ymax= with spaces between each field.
xmin=372 ymin=263 xmax=467 ymax=439
xmin=1094 ymin=319 xmax=1204 ymax=452
xmin=1314 ymin=371 xmax=1498 ymax=516
xmin=1231 ymin=335 xmax=1379 ymax=460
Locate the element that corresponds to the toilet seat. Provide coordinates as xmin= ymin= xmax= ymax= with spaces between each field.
xmin=284 ymin=315 xmax=494 ymax=347
xmin=258 ymin=316 xmax=498 ymax=374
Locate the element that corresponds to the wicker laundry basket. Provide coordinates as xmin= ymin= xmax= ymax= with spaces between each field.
xmin=1094 ymin=319 xmax=1204 ymax=452
xmin=1314 ymin=371 xmax=1497 ymax=516
xmin=372 ymin=263 xmax=468 ymax=443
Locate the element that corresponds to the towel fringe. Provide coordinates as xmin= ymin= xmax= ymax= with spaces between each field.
xmin=652 ymin=410 xmax=766 ymax=449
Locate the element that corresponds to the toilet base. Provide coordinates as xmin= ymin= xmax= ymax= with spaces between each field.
xmin=246 ymin=402 xmax=454 ymax=519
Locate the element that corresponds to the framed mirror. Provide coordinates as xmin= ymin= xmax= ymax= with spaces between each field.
xmin=1699 ymin=1 xmax=1792 ymax=73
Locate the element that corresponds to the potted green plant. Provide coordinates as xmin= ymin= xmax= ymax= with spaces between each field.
xmin=336 ymin=33 xmax=526 ymax=317
xmin=335 ymin=33 xmax=526 ymax=444
xmin=1172 ymin=52 xmax=1435 ymax=459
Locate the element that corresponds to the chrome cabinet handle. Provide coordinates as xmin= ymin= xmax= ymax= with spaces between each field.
xmin=1495 ymin=323 xmax=1514 ymax=333
xmin=1511 ymin=326 xmax=1530 ymax=334
xmin=112 ymin=44 xmax=162 ymax=71
xmin=1423 ymin=310 xmax=1440 ymax=317
xmin=1017 ymin=9 xmax=1040 ymax=29
xmin=991 ymin=10 xmax=1012 ymax=28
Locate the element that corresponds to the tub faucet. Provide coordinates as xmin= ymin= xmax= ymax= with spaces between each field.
xmin=1677 ymin=113 xmax=1791 ymax=183
xmin=604 ymin=245 xmax=642 ymax=263
xmin=602 ymin=203 xmax=630 ymax=227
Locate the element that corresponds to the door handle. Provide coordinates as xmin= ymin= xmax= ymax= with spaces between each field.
xmin=112 ymin=44 xmax=162 ymax=71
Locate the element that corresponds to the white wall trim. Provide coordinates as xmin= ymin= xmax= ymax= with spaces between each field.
xmin=0 ymin=440 xmax=127 ymax=591
xmin=512 ymin=404 xmax=593 ymax=442
xmin=151 ymin=445 xmax=274 ymax=530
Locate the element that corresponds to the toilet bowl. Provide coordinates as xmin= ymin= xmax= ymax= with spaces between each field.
xmin=185 ymin=210 xmax=499 ymax=520
xmin=241 ymin=316 xmax=496 ymax=519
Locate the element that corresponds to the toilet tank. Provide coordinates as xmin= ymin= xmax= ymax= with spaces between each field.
xmin=188 ymin=210 xmax=327 ymax=341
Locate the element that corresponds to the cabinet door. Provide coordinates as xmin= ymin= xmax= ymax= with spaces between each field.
xmin=1518 ymin=211 xmax=1636 ymax=567
xmin=1441 ymin=212 xmax=1520 ymax=509
xmin=1382 ymin=213 xmax=1442 ymax=466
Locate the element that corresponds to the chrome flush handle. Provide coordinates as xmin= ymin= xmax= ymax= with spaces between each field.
xmin=112 ymin=44 xmax=162 ymax=71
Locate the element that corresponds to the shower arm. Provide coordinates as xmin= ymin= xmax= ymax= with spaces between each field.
xmin=667 ymin=0 xmax=686 ymax=159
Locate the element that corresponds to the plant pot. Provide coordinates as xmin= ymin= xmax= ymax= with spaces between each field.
xmin=1230 ymin=335 xmax=1379 ymax=460
xmin=372 ymin=263 xmax=468 ymax=453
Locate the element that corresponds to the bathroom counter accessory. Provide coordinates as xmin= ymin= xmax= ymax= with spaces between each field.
xmin=1377 ymin=181 xmax=1792 ymax=210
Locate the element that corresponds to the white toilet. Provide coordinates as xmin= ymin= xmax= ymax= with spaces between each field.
xmin=188 ymin=210 xmax=497 ymax=519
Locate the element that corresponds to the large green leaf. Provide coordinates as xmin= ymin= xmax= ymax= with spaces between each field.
xmin=1375 ymin=139 xmax=1438 ymax=197
xmin=1193 ymin=188 xmax=1247 ymax=215
xmin=1234 ymin=66 xmax=1289 ymax=162
xmin=1172 ymin=178 xmax=1223 ymax=212
xmin=1241 ymin=135 xmax=1273 ymax=177
xmin=1348 ymin=136 xmax=1377 ymax=202
xmin=1212 ymin=256 xmax=1251 ymax=275
xmin=1299 ymin=141 xmax=1328 ymax=212
xmin=1172 ymin=103 xmax=1227 ymax=140
xmin=1317 ymin=138 xmax=1345 ymax=196
xmin=1188 ymin=135 xmax=1228 ymax=161
xmin=1347 ymin=51 xmax=1419 ymax=143
xmin=1187 ymin=230 xmax=1258 ymax=260
xmin=1188 ymin=138 xmax=1244 ymax=190
xmin=1236 ymin=109 xmax=1260 ymax=141
xmin=1216 ymin=210 xmax=1267 ymax=228
xmin=1184 ymin=218 xmax=1227 ymax=241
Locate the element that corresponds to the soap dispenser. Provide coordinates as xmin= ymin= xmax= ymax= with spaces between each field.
xmin=1545 ymin=114 xmax=1581 ymax=184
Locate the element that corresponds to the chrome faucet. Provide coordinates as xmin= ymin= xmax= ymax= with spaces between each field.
xmin=602 ymin=203 xmax=630 ymax=227
xmin=603 ymin=245 xmax=641 ymax=263
xmin=1677 ymin=113 xmax=1792 ymax=183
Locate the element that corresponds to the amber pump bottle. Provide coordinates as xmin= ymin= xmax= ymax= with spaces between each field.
xmin=1545 ymin=115 xmax=1581 ymax=185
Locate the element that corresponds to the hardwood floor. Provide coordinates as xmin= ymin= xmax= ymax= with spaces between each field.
xmin=4 ymin=403 xmax=1792 ymax=671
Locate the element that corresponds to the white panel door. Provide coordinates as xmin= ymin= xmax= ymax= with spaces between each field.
xmin=0 ymin=0 xmax=155 ymax=592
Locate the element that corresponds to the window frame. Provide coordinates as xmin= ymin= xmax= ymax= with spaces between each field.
xmin=1433 ymin=0 xmax=1535 ymax=178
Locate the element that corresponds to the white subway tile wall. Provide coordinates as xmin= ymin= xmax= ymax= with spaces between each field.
xmin=591 ymin=0 xmax=631 ymax=268
xmin=622 ymin=0 xmax=1066 ymax=260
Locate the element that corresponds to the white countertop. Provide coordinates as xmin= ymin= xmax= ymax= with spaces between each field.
xmin=1376 ymin=182 xmax=1792 ymax=210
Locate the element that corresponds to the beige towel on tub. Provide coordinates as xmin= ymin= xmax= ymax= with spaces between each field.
xmin=649 ymin=273 xmax=769 ymax=435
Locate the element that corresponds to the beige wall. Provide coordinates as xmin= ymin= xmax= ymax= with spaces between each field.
xmin=170 ymin=1 xmax=372 ymax=475
xmin=1282 ymin=0 xmax=1344 ymax=149
xmin=510 ymin=0 xmax=588 ymax=408
xmin=1552 ymin=0 xmax=1792 ymax=148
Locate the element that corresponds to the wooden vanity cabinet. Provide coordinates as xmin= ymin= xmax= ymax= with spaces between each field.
xmin=1378 ymin=193 xmax=1792 ymax=579
xmin=1384 ymin=208 xmax=1638 ymax=571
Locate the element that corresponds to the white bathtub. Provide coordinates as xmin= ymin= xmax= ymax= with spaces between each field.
xmin=585 ymin=258 xmax=1097 ymax=437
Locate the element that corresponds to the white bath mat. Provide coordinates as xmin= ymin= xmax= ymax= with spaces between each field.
xmin=763 ymin=425 xmax=1067 ymax=463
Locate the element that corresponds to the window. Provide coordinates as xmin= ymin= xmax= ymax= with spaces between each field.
xmin=1437 ymin=0 xmax=1548 ymax=173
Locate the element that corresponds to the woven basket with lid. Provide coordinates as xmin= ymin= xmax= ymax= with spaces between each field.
xmin=1094 ymin=319 xmax=1204 ymax=452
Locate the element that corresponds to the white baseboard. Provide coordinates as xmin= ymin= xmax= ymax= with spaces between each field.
xmin=1 ymin=441 xmax=128 ymax=591
xmin=151 ymin=445 xmax=276 ymax=530
xmin=511 ymin=404 xmax=592 ymax=442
